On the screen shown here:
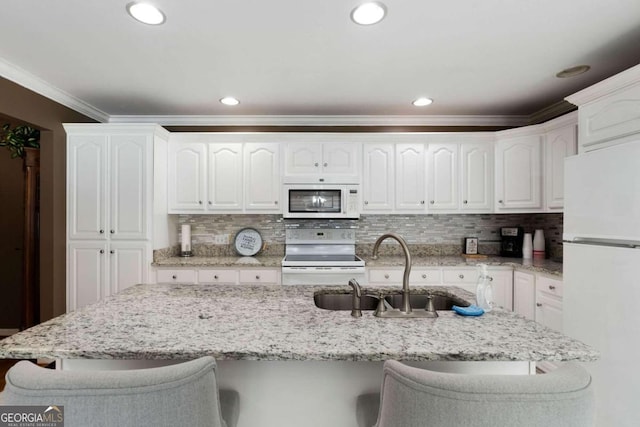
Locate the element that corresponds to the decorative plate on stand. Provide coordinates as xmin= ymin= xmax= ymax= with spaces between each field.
xmin=234 ymin=228 xmax=263 ymax=256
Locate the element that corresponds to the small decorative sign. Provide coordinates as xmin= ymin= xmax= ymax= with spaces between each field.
xmin=234 ymin=228 xmax=263 ymax=257
xmin=464 ymin=237 xmax=479 ymax=255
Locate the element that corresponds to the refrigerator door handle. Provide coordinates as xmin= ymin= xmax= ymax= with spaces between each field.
xmin=564 ymin=238 xmax=640 ymax=249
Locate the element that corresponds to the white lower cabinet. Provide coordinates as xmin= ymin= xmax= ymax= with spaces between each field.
xmin=513 ymin=271 xmax=536 ymax=320
xmin=487 ymin=269 xmax=514 ymax=311
xmin=535 ymin=275 xmax=563 ymax=332
xmin=68 ymin=241 xmax=149 ymax=311
xmin=155 ymin=267 xmax=281 ymax=285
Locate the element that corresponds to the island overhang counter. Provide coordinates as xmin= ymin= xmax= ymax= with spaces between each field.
xmin=0 ymin=284 xmax=597 ymax=427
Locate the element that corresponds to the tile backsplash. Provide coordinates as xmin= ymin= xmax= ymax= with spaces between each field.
xmin=173 ymin=213 xmax=564 ymax=258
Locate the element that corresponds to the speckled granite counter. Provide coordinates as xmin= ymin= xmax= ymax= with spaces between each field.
xmin=0 ymin=283 xmax=594 ymax=362
xmin=364 ymin=256 xmax=563 ymax=276
xmin=153 ymin=254 xmax=562 ymax=276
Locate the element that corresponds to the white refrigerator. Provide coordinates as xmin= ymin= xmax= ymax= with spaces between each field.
xmin=563 ymin=140 xmax=640 ymax=427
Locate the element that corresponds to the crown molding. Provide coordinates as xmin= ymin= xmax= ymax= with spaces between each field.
xmin=566 ymin=63 xmax=640 ymax=107
xmin=107 ymin=114 xmax=529 ymax=127
xmin=528 ymin=100 xmax=577 ymax=125
xmin=0 ymin=57 xmax=110 ymax=123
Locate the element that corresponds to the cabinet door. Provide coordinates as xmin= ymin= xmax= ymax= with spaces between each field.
xmin=168 ymin=142 xmax=207 ymax=212
xmin=513 ymin=271 xmax=536 ymax=321
xmin=487 ymin=269 xmax=513 ymax=311
xmin=284 ymin=143 xmax=323 ymax=176
xmin=109 ymin=135 xmax=149 ymax=239
xmin=67 ymin=242 xmax=108 ymax=311
xmin=68 ymin=135 xmax=107 ymax=240
xmin=208 ymin=143 xmax=243 ymax=211
xmin=244 ymin=143 xmax=280 ymax=211
xmin=427 ymin=144 xmax=459 ymax=211
xmin=395 ymin=144 xmax=426 ymax=211
xmin=545 ymin=124 xmax=577 ymax=210
xmin=495 ymin=135 xmax=542 ymax=210
xmin=362 ymin=144 xmax=394 ymax=211
xmin=322 ymin=143 xmax=359 ymax=178
xmin=461 ymin=142 xmax=493 ymax=212
xmin=536 ymin=292 xmax=563 ymax=333
xmin=109 ymin=242 xmax=149 ymax=295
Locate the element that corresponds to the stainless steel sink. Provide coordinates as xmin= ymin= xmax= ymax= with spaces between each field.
xmin=313 ymin=292 xmax=463 ymax=311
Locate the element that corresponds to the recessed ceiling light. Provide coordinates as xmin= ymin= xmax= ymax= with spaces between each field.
xmin=126 ymin=2 xmax=166 ymax=25
xmin=351 ymin=2 xmax=387 ymax=25
xmin=556 ymin=65 xmax=591 ymax=78
xmin=220 ymin=97 xmax=240 ymax=106
xmin=412 ymin=98 xmax=433 ymax=107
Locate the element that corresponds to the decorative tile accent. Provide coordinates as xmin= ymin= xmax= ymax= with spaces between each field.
xmin=170 ymin=213 xmax=564 ymax=259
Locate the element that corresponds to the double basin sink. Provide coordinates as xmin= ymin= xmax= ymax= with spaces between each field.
xmin=314 ymin=292 xmax=463 ymax=312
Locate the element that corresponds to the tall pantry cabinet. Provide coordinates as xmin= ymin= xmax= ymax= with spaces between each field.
xmin=65 ymin=124 xmax=169 ymax=311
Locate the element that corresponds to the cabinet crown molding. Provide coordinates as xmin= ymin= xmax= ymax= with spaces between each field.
xmin=566 ymin=63 xmax=640 ymax=107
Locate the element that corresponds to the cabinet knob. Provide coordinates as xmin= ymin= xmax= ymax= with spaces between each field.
xmin=459 ymin=274 xmax=464 ymax=279
xmin=463 ymin=200 xmax=468 ymax=204
xmin=214 ymin=275 xmax=219 ymax=279
xmin=274 ymin=200 xmax=278 ymax=205
xmin=110 ymin=230 xmax=114 ymax=234
xmin=323 ymin=162 xmax=328 ymax=167
xmin=99 ymin=249 xmax=104 ymax=254
xmin=256 ymin=275 xmax=260 ymax=280
xmin=208 ymin=201 xmax=212 ymax=205
xmin=110 ymin=250 xmax=114 ymax=254
xmin=549 ymin=285 xmax=556 ymax=290
xmin=422 ymin=274 xmax=427 ymax=279
xmin=172 ymin=275 xmax=177 ymax=280
xmin=498 ymin=200 xmax=503 ymax=204
xmin=384 ymin=274 xmax=390 ymax=279
xmin=364 ymin=201 xmax=369 ymax=205
xmin=314 ymin=162 xmax=319 ymax=167
xmin=420 ymin=200 xmax=425 ymax=205
xmin=536 ymin=303 xmax=543 ymax=307
xmin=199 ymin=201 xmax=202 ymax=205
xmin=489 ymin=276 xmax=493 ymax=281
xmin=99 ymin=229 xmax=104 ymax=234
xmin=430 ymin=200 xmax=435 ymax=204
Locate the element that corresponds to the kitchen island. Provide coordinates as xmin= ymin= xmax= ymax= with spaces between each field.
xmin=0 ymin=284 xmax=596 ymax=427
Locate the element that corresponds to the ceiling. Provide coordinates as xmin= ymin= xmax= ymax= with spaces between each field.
xmin=1 ymin=0 xmax=639 ymax=125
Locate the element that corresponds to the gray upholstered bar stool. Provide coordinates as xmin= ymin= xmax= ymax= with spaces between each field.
xmin=0 ymin=356 xmax=239 ymax=427
xmin=357 ymin=360 xmax=594 ymax=427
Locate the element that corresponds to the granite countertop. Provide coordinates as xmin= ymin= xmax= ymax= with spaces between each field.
xmin=153 ymin=254 xmax=562 ymax=276
xmin=0 ymin=284 xmax=595 ymax=362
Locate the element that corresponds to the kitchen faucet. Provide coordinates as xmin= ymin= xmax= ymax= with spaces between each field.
xmin=348 ymin=279 xmax=362 ymax=318
xmin=372 ymin=233 xmax=412 ymax=314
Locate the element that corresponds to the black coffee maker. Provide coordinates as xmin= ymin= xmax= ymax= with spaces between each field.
xmin=500 ymin=227 xmax=524 ymax=258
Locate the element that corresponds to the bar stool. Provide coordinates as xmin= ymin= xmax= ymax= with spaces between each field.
xmin=0 ymin=356 xmax=239 ymax=427
xmin=358 ymin=360 xmax=594 ymax=427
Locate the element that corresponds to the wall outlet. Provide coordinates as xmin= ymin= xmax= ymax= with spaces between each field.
xmin=213 ymin=234 xmax=230 ymax=245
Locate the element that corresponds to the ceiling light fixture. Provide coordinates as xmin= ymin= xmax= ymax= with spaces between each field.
xmin=126 ymin=2 xmax=166 ymax=25
xmin=556 ymin=65 xmax=591 ymax=78
xmin=220 ymin=97 xmax=240 ymax=106
xmin=351 ymin=2 xmax=387 ymax=25
xmin=412 ymin=97 xmax=433 ymax=107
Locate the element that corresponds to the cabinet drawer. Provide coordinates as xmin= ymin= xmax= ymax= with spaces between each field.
xmin=536 ymin=275 xmax=563 ymax=298
xmin=409 ymin=268 xmax=442 ymax=284
xmin=368 ymin=269 xmax=404 ymax=284
xmin=442 ymin=268 xmax=478 ymax=284
xmin=239 ymin=269 xmax=279 ymax=284
xmin=198 ymin=269 xmax=238 ymax=284
xmin=156 ymin=269 xmax=196 ymax=283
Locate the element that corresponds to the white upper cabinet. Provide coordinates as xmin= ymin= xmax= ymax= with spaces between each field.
xmin=67 ymin=129 xmax=152 ymax=240
xmin=495 ymin=134 xmax=542 ymax=211
xmin=427 ymin=143 xmax=459 ymax=211
xmin=283 ymin=142 xmax=360 ymax=183
xmin=395 ymin=143 xmax=426 ymax=211
xmin=566 ymin=64 xmax=640 ymax=152
xmin=168 ymin=142 xmax=207 ymax=212
xmin=544 ymin=117 xmax=577 ymax=211
xmin=460 ymin=142 xmax=494 ymax=212
xmin=362 ymin=143 xmax=395 ymax=212
xmin=208 ymin=143 xmax=243 ymax=211
xmin=244 ymin=143 xmax=281 ymax=212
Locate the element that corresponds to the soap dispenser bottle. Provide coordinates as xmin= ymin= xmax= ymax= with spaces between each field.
xmin=475 ymin=263 xmax=493 ymax=312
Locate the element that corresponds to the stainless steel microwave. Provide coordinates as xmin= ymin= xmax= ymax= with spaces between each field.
xmin=283 ymin=184 xmax=360 ymax=219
